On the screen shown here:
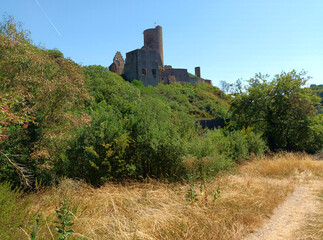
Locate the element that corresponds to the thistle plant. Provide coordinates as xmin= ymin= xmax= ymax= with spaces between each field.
xmin=183 ymin=155 xmax=220 ymax=204
xmin=55 ymin=199 xmax=74 ymax=240
xmin=30 ymin=215 xmax=43 ymax=240
xmin=213 ymin=185 xmax=221 ymax=201
xmin=200 ymin=157 xmax=211 ymax=204
xmin=185 ymin=172 xmax=198 ymax=202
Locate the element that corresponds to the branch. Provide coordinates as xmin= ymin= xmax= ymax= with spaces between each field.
xmin=19 ymin=227 xmax=31 ymax=240
xmin=0 ymin=151 xmax=32 ymax=188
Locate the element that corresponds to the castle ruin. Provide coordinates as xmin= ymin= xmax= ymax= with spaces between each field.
xmin=109 ymin=26 xmax=212 ymax=86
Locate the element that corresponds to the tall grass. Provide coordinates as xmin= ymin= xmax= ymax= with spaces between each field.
xmin=0 ymin=182 xmax=31 ymax=240
xmin=4 ymin=152 xmax=322 ymax=240
xmin=24 ymin=171 xmax=300 ymax=238
xmin=240 ymin=152 xmax=323 ymax=178
xmin=26 ymin=177 xmax=293 ymax=240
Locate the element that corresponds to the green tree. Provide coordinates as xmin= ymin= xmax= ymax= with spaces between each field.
xmin=310 ymin=84 xmax=323 ymax=113
xmin=231 ymin=70 xmax=321 ymax=152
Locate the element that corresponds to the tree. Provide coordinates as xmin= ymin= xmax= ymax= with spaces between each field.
xmin=231 ymin=70 xmax=322 ymax=152
xmin=310 ymin=84 xmax=323 ymax=113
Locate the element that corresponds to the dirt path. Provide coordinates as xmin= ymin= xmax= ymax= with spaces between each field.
xmin=243 ymin=179 xmax=323 ymax=240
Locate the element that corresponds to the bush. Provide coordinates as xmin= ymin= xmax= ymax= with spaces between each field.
xmin=304 ymin=114 xmax=323 ymax=153
xmin=204 ymin=128 xmax=267 ymax=163
xmin=62 ymin=103 xmax=133 ymax=185
xmin=62 ymin=67 xmax=199 ymax=185
xmin=128 ymin=95 xmax=189 ymax=179
xmin=47 ymin=48 xmax=63 ymax=58
xmin=231 ymin=71 xmax=322 ymax=152
xmin=245 ymin=130 xmax=268 ymax=156
xmin=133 ymin=80 xmax=230 ymax=120
xmin=0 ymin=16 xmax=88 ymax=187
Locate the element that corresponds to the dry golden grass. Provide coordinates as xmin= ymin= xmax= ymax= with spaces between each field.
xmin=24 ymin=153 xmax=323 ymax=240
xmin=296 ymin=189 xmax=323 ymax=240
xmin=240 ymin=152 xmax=323 ymax=179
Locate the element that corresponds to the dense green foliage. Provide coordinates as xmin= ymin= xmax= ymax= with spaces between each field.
xmin=310 ymin=84 xmax=323 ymax=113
xmin=132 ymin=80 xmax=230 ymax=120
xmin=58 ymin=66 xmax=263 ymax=185
xmin=61 ymin=66 xmax=190 ymax=183
xmin=231 ymin=71 xmax=322 ymax=153
xmin=62 ymin=66 xmax=240 ymax=185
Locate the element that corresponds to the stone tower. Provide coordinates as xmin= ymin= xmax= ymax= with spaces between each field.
xmin=142 ymin=26 xmax=164 ymax=66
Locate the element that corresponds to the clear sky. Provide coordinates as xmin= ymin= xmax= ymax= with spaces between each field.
xmin=1 ymin=0 xmax=323 ymax=86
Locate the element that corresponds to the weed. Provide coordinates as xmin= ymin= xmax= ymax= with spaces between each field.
xmin=213 ymin=185 xmax=221 ymax=201
xmin=30 ymin=215 xmax=43 ymax=240
xmin=183 ymin=156 xmax=214 ymax=204
xmin=55 ymin=199 xmax=74 ymax=240
xmin=185 ymin=173 xmax=198 ymax=202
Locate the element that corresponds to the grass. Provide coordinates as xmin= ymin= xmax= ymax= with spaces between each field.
xmin=25 ymin=176 xmax=293 ymax=240
xmin=239 ymin=152 xmax=323 ymax=179
xmin=0 ymin=182 xmax=32 ymax=240
xmin=14 ymin=153 xmax=323 ymax=239
xmin=296 ymin=189 xmax=323 ymax=240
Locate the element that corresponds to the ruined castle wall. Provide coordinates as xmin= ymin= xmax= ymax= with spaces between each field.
xmin=164 ymin=68 xmax=189 ymax=84
xmin=204 ymin=79 xmax=212 ymax=85
xmin=123 ymin=50 xmax=138 ymax=83
xmin=188 ymin=76 xmax=199 ymax=85
xmin=195 ymin=77 xmax=212 ymax=85
xmin=109 ymin=51 xmax=124 ymax=75
xmin=123 ymin=49 xmax=162 ymax=86
xmin=164 ymin=68 xmax=204 ymax=85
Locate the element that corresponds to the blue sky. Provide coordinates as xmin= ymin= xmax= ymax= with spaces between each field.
xmin=1 ymin=0 xmax=323 ymax=86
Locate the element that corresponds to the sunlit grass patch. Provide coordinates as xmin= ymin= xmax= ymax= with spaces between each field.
xmin=240 ymin=152 xmax=323 ymax=178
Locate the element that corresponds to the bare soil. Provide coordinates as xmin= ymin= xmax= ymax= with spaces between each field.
xmin=242 ymin=179 xmax=323 ymax=240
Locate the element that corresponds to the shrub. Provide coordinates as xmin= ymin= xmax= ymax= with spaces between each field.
xmin=204 ymin=128 xmax=267 ymax=163
xmin=47 ymin=48 xmax=63 ymax=58
xmin=63 ymin=103 xmax=133 ymax=185
xmin=231 ymin=70 xmax=321 ymax=152
xmin=63 ymin=67 xmax=199 ymax=185
xmin=0 ymin=16 xmax=89 ymax=187
xmin=304 ymin=114 xmax=323 ymax=153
